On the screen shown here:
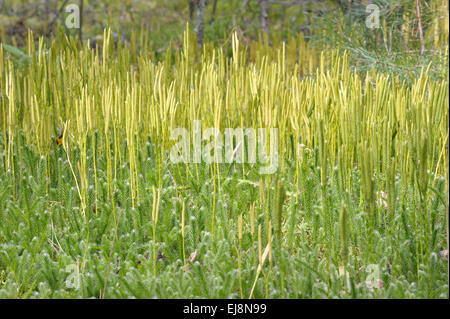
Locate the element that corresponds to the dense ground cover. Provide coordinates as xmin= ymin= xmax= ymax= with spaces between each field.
xmin=0 ymin=26 xmax=448 ymax=298
xmin=0 ymin=139 xmax=448 ymax=298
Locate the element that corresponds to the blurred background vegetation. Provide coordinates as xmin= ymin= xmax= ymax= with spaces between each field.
xmin=0 ymin=0 xmax=448 ymax=80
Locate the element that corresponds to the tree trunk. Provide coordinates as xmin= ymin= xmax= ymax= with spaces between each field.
xmin=415 ymin=0 xmax=425 ymax=55
xmin=259 ymin=0 xmax=269 ymax=39
xmin=209 ymin=0 xmax=218 ymax=24
xmin=195 ymin=0 xmax=206 ymax=49
xmin=189 ymin=0 xmax=196 ymax=22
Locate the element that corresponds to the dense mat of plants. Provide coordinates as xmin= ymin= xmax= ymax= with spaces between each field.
xmin=0 ymin=29 xmax=448 ymax=298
